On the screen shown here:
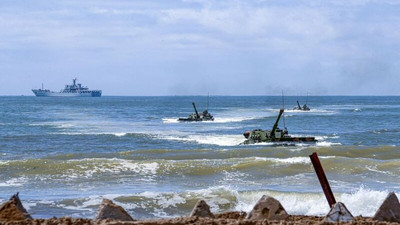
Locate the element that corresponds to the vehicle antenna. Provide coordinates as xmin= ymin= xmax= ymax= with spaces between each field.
xmin=282 ymin=90 xmax=286 ymax=129
xmin=306 ymin=92 xmax=309 ymax=105
xmin=207 ymin=92 xmax=209 ymax=110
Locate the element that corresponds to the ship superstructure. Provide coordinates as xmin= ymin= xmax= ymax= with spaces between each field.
xmin=32 ymin=78 xmax=102 ymax=97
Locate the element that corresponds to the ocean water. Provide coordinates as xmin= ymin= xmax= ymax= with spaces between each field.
xmin=0 ymin=96 xmax=399 ymax=219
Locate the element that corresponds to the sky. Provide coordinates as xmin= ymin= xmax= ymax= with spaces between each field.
xmin=0 ymin=0 xmax=399 ymax=96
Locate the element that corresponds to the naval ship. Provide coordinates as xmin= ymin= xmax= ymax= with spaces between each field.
xmin=32 ymin=78 xmax=102 ymax=97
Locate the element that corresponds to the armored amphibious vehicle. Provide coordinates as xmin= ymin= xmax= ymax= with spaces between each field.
xmin=242 ymin=109 xmax=316 ymax=144
xmin=293 ymin=100 xmax=310 ymax=111
xmin=178 ymin=102 xmax=214 ymax=122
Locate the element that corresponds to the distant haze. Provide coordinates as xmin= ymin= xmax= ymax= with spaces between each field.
xmin=0 ymin=0 xmax=399 ymax=96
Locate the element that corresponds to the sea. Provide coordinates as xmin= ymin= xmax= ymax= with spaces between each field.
xmin=0 ymin=96 xmax=399 ymax=219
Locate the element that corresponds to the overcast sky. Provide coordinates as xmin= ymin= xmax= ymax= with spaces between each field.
xmin=0 ymin=0 xmax=399 ymax=96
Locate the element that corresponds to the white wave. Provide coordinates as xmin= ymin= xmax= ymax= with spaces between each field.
xmin=316 ymin=141 xmax=342 ymax=147
xmin=353 ymin=108 xmax=362 ymax=112
xmin=189 ymin=135 xmax=245 ymax=146
xmin=250 ymin=142 xmax=275 ymax=146
xmin=159 ymin=134 xmax=245 ymax=146
xmin=61 ymin=194 xmax=122 ymax=212
xmin=65 ymin=158 xmax=159 ymax=179
xmin=162 ymin=117 xmax=257 ymax=124
xmin=0 ymin=177 xmax=27 ymax=187
xmin=30 ymin=122 xmax=76 ymax=128
xmin=23 ymin=202 xmax=37 ymax=211
xmin=162 ymin=118 xmax=179 ymax=124
xmin=234 ymin=186 xmax=394 ymax=217
xmin=139 ymin=191 xmax=187 ymax=209
xmin=32 ymin=186 xmax=395 ymax=218
xmin=269 ymin=157 xmax=311 ymax=165
xmin=55 ymin=131 xmax=141 ymax=137
xmin=253 ymin=156 xmax=333 ymax=165
xmin=211 ymin=117 xmax=256 ymax=123
xmin=284 ymin=109 xmax=336 ymax=114
xmin=133 ymin=186 xmax=395 ymax=217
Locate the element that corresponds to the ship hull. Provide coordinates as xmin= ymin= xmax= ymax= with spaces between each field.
xmin=178 ymin=118 xmax=214 ymax=122
xmin=242 ymin=137 xmax=317 ymax=145
xmin=32 ymin=90 xmax=101 ymax=97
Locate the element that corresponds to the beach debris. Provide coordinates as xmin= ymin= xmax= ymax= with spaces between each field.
xmin=190 ymin=200 xmax=215 ymax=218
xmin=323 ymin=202 xmax=354 ymax=223
xmin=373 ymin=192 xmax=400 ymax=222
xmin=309 ymin=152 xmax=336 ymax=207
xmin=95 ymin=198 xmax=134 ymax=221
xmin=247 ymin=195 xmax=288 ymax=220
xmin=0 ymin=192 xmax=32 ymax=221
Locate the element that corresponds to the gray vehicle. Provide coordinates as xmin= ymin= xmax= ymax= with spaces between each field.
xmin=32 ymin=78 xmax=101 ymax=97
xmin=178 ymin=102 xmax=214 ymax=122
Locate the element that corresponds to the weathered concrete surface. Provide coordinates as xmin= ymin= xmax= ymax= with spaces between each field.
xmin=0 ymin=193 xmax=32 ymax=222
xmin=373 ymin=192 xmax=400 ymax=223
xmin=247 ymin=195 xmax=288 ymax=221
xmin=95 ymin=199 xmax=134 ymax=221
xmin=190 ymin=200 xmax=215 ymax=218
xmin=323 ymin=202 xmax=354 ymax=223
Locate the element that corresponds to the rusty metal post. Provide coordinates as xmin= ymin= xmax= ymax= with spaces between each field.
xmin=309 ymin=152 xmax=336 ymax=207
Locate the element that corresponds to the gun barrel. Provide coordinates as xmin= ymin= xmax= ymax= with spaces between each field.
xmin=297 ymin=100 xmax=301 ymax=109
xmin=192 ymin=102 xmax=200 ymax=118
xmin=271 ymin=109 xmax=284 ymax=136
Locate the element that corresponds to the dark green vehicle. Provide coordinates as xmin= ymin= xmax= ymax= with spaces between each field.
xmin=293 ymin=100 xmax=310 ymax=111
xmin=242 ymin=109 xmax=316 ymax=144
xmin=178 ymin=102 xmax=214 ymax=122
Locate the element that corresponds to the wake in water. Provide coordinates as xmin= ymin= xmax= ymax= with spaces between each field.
xmin=162 ymin=117 xmax=262 ymax=124
xmin=281 ymin=108 xmax=336 ymax=114
xmin=158 ymin=134 xmax=246 ymax=146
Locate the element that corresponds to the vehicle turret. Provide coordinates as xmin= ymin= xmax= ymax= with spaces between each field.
xmin=192 ymin=102 xmax=200 ymax=119
xmin=271 ymin=109 xmax=284 ymax=137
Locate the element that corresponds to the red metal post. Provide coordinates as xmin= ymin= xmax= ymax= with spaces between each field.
xmin=309 ymin=152 xmax=336 ymax=207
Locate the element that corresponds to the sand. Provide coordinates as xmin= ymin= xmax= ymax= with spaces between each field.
xmin=2 ymin=213 xmax=400 ymax=225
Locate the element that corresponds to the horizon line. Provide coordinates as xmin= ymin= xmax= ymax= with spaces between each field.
xmin=2 ymin=94 xmax=400 ymax=97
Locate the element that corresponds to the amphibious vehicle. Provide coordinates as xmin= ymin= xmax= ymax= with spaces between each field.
xmin=178 ymin=102 xmax=214 ymax=122
xmin=242 ymin=109 xmax=316 ymax=144
xmin=293 ymin=100 xmax=310 ymax=111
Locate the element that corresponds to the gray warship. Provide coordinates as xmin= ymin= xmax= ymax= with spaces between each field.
xmin=242 ymin=109 xmax=316 ymax=144
xmin=32 ymin=78 xmax=102 ymax=97
xmin=178 ymin=102 xmax=214 ymax=122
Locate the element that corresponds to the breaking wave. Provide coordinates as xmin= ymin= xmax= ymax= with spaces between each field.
xmin=21 ymin=186 xmax=396 ymax=219
xmin=158 ymin=134 xmax=245 ymax=146
xmin=162 ymin=117 xmax=259 ymax=124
